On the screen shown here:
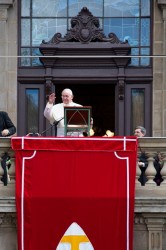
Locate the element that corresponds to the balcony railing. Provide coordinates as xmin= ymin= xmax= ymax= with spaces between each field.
xmin=0 ymin=137 xmax=166 ymax=249
xmin=1 ymin=137 xmax=166 ymax=192
xmin=1 ymin=136 xmax=166 ymax=188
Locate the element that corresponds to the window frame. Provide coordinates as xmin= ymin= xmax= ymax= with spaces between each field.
xmin=125 ymin=83 xmax=152 ymax=136
xmin=18 ymin=83 xmax=45 ymax=136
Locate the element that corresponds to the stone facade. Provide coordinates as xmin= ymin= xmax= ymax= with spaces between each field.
xmin=0 ymin=1 xmax=166 ymax=136
xmin=0 ymin=1 xmax=165 ymax=137
xmin=1 ymin=1 xmax=166 ymax=250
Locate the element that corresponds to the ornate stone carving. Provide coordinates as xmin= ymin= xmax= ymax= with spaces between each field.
xmin=0 ymin=1 xmax=14 ymax=21
xmin=134 ymin=214 xmax=146 ymax=225
xmin=45 ymin=79 xmax=53 ymax=97
xmin=118 ymin=79 xmax=125 ymax=100
xmin=0 ymin=213 xmax=16 ymax=227
xmin=0 ymin=9 xmax=7 ymax=21
xmin=42 ymin=7 xmax=127 ymax=44
xmin=157 ymin=0 xmax=166 ymax=21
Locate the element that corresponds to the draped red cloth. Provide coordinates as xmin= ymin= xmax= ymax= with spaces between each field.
xmin=12 ymin=136 xmax=137 ymax=250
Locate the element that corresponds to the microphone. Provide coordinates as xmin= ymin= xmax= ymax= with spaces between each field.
xmin=27 ymin=132 xmax=40 ymax=137
xmin=26 ymin=117 xmax=64 ymax=137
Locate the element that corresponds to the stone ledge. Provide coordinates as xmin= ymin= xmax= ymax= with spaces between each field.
xmin=138 ymin=137 xmax=166 ymax=151
xmin=0 ymin=0 xmax=14 ymax=6
xmin=157 ymin=0 xmax=166 ymax=6
xmin=0 ymin=197 xmax=16 ymax=212
xmin=135 ymin=197 xmax=166 ymax=213
xmin=1 ymin=196 xmax=166 ymax=214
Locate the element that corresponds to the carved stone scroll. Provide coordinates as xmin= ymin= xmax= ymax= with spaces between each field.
xmin=42 ymin=7 xmax=128 ymax=45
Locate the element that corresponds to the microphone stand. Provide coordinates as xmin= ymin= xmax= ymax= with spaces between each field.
xmin=40 ymin=123 xmax=57 ymax=136
xmin=40 ymin=117 xmax=64 ymax=136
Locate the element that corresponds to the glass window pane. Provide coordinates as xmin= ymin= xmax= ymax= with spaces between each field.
xmin=21 ymin=48 xmax=31 ymax=66
xmin=21 ymin=0 xmax=30 ymax=16
xmin=141 ymin=18 xmax=150 ymax=46
xmin=20 ymin=0 xmax=151 ymax=67
xmin=26 ymin=89 xmax=39 ymax=134
xmin=32 ymin=19 xmax=67 ymax=45
xmin=32 ymin=0 xmax=67 ymax=17
xmin=32 ymin=48 xmax=43 ymax=66
xmin=104 ymin=18 xmax=139 ymax=46
xmin=140 ymin=48 xmax=150 ymax=66
xmin=123 ymin=18 xmax=139 ymax=46
xmin=21 ymin=19 xmax=30 ymax=46
xmin=69 ymin=0 xmax=103 ymax=17
xmin=129 ymin=48 xmax=139 ymax=66
xmin=141 ymin=0 xmax=150 ymax=16
xmin=104 ymin=0 xmax=139 ymax=17
xmin=131 ymin=89 xmax=145 ymax=133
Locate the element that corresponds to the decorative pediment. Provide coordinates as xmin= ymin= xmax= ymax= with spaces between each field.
xmin=42 ymin=7 xmax=127 ymax=44
xmin=39 ymin=6 xmax=131 ymax=80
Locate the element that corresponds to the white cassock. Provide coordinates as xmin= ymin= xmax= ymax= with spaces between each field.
xmin=44 ymin=102 xmax=82 ymax=136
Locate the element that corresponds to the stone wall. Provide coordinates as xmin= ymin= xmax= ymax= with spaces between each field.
xmin=0 ymin=0 xmax=17 ymax=129
xmin=0 ymin=1 xmax=166 ymax=137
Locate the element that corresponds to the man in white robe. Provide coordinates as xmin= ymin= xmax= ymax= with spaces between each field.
xmin=44 ymin=89 xmax=82 ymax=136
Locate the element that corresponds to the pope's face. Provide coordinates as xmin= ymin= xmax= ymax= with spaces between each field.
xmin=61 ymin=91 xmax=73 ymax=105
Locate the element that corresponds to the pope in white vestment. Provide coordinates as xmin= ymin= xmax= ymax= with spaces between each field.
xmin=44 ymin=89 xmax=82 ymax=136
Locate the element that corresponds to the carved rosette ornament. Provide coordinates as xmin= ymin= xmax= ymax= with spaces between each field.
xmin=42 ymin=7 xmax=127 ymax=45
xmin=118 ymin=80 xmax=125 ymax=100
xmin=45 ymin=79 xmax=53 ymax=96
xmin=0 ymin=213 xmax=16 ymax=227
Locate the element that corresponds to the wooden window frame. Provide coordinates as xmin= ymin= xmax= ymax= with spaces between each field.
xmin=125 ymin=83 xmax=152 ymax=136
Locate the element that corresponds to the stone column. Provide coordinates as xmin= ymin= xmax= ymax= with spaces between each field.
xmin=156 ymin=1 xmax=166 ymax=136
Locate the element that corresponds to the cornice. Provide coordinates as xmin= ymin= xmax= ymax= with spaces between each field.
xmin=135 ymin=197 xmax=166 ymax=213
xmin=0 ymin=0 xmax=14 ymax=7
xmin=0 ymin=197 xmax=16 ymax=212
xmin=157 ymin=0 xmax=166 ymax=5
xmin=138 ymin=137 xmax=166 ymax=152
xmin=0 ymin=0 xmax=14 ymax=21
xmin=157 ymin=0 xmax=166 ymax=20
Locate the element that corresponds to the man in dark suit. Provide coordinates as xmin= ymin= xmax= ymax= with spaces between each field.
xmin=0 ymin=111 xmax=16 ymax=137
xmin=0 ymin=111 xmax=16 ymax=185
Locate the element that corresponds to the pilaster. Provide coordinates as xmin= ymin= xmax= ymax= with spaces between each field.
xmin=156 ymin=1 xmax=166 ymax=136
xmin=0 ymin=0 xmax=17 ymax=127
xmin=145 ymin=214 xmax=165 ymax=250
xmin=0 ymin=0 xmax=14 ymax=21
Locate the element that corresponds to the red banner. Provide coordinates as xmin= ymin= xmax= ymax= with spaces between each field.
xmin=12 ymin=136 xmax=137 ymax=250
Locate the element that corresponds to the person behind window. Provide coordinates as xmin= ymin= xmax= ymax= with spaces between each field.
xmin=0 ymin=111 xmax=16 ymax=137
xmin=44 ymin=88 xmax=82 ymax=136
xmin=134 ymin=126 xmax=148 ymax=185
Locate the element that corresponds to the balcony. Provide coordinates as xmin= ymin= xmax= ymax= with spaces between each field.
xmin=0 ymin=137 xmax=166 ymax=250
